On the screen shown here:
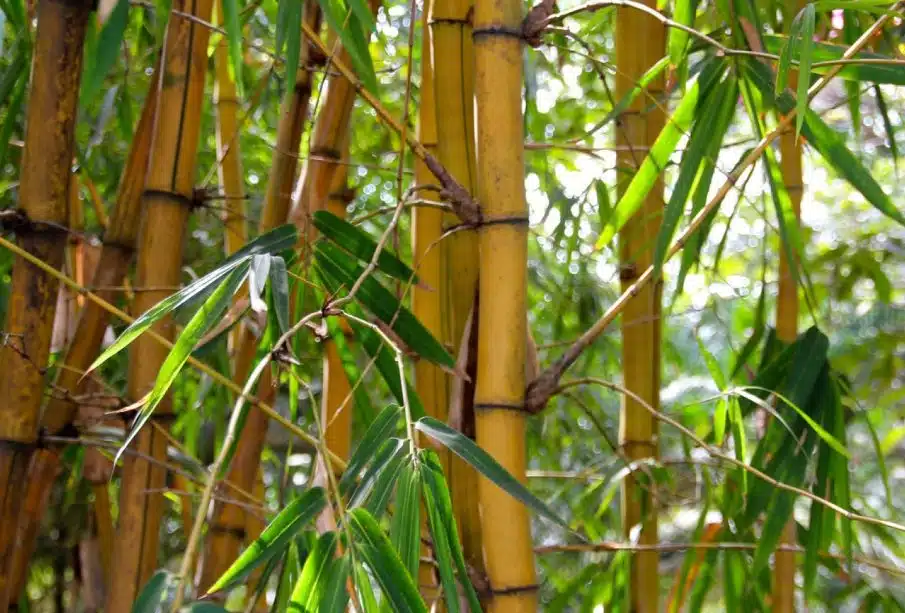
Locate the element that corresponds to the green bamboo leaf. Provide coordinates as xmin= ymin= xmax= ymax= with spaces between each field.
xmin=271 ymin=541 xmax=301 ymax=613
xmin=795 ymin=3 xmax=816 ymax=136
xmin=314 ymin=243 xmax=454 ymax=368
xmin=583 ymin=57 xmax=670 ymax=137
xmin=348 ymin=508 xmax=427 ymax=613
xmin=282 ymin=0 xmax=302 ymax=101
xmin=221 ymin=0 xmax=244 ymax=97
xmin=207 ymin=487 xmax=327 ymax=594
xmin=89 ymin=225 xmax=298 ymax=374
xmin=116 ymin=264 xmax=248 ymax=463
xmin=353 ymin=562 xmax=380 ymax=611
xmin=874 ymin=84 xmax=899 ymax=169
xmin=667 ymin=0 xmax=696 ymax=68
xmin=269 ymin=255 xmax=290 ymax=334
xmin=415 ymin=417 xmax=569 ymax=529
xmin=347 ymin=438 xmax=405 ymax=508
xmin=763 ymin=35 xmax=905 ymax=85
xmin=363 ymin=444 xmax=408 ymax=519
xmin=289 ymin=532 xmax=349 ymax=613
xmin=420 ymin=451 xmax=482 ymax=613
xmin=654 ymin=74 xmax=736 ymax=276
xmin=775 ymin=12 xmax=798 ymax=93
xmin=697 ymin=337 xmax=726 ymax=389
xmin=313 ymin=211 xmax=420 ymax=285
xmin=339 ymin=404 xmax=402 ymax=495
xmin=132 ymin=570 xmax=174 ymax=613
xmin=722 ymin=550 xmax=745 ymax=612
xmin=747 ymin=58 xmax=905 ymax=227
xmin=316 ymin=0 xmax=378 ymax=93
xmin=595 ymin=61 xmax=724 ymax=250
xmin=389 ymin=461 xmax=421 ymax=580
xmin=81 ymin=0 xmax=129 ymax=107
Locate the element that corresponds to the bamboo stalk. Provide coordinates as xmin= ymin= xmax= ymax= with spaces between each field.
xmin=773 ymin=2 xmax=804 ymax=609
xmin=0 ymin=0 xmax=92 ymax=605
xmin=412 ymin=14 xmax=447 ymax=602
xmin=614 ymin=0 xmax=665 ymax=609
xmin=4 ymin=66 xmax=161 ymax=598
xmin=214 ymin=3 xmax=249 ymax=260
xmin=104 ymin=0 xmax=215 ymax=607
xmin=472 ymin=0 xmax=538 ymax=607
xmin=428 ymin=0 xmax=486 ymax=585
xmin=198 ymin=3 xmax=325 ymax=588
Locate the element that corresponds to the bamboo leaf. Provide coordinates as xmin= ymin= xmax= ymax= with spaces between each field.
xmin=221 ymin=0 xmax=244 ymax=97
xmin=763 ymin=35 xmax=905 ymax=85
xmin=667 ymin=0 xmax=696 ymax=68
xmin=415 ymin=417 xmax=569 ymax=529
xmin=347 ymin=438 xmax=405 ymax=509
xmin=795 ymin=3 xmax=816 ymax=137
xmin=746 ymin=58 xmax=905 ymax=226
xmin=339 ymin=404 xmax=402 ymax=496
xmin=313 ymin=210 xmax=420 ymax=285
xmin=874 ymin=84 xmax=899 ymax=169
xmin=348 ymin=508 xmax=428 ymax=613
xmin=389 ymin=460 xmax=421 ymax=580
xmin=314 ymin=243 xmax=454 ymax=368
xmin=316 ymin=0 xmax=378 ymax=93
xmin=207 ymin=487 xmax=327 ymax=594
xmin=117 ymin=264 xmax=249 ymax=462
xmin=132 ymin=570 xmax=174 ymax=613
xmin=655 ymin=74 xmax=736 ymax=275
xmin=269 ymin=255 xmax=290 ymax=334
xmin=596 ymin=61 xmax=723 ymax=250
xmin=89 ymin=225 xmax=298 ymax=373
xmin=81 ymin=0 xmax=129 ymax=107
xmin=420 ymin=451 xmax=481 ymax=612
xmin=289 ymin=532 xmax=349 ymax=613
xmin=282 ymin=0 xmax=302 ymax=101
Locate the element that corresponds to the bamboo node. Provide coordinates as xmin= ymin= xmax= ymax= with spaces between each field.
xmin=475 ymin=215 xmax=530 ymax=229
xmin=472 ymin=25 xmax=524 ymax=40
xmin=422 ymin=152 xmax=483 ymax=225
xmin=208 ymin=523 xmax=247 ymax=540
xmin=473 ymin=401 xmax=528 ymax=413
xmin=0 ymin=208 xmax=70 ymax=237
xmin=488 ymin=582 xmax=541 ymax=595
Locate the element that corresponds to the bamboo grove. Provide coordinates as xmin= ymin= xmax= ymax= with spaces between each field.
xmin=0 ymin=0 xmax=904 ymax=608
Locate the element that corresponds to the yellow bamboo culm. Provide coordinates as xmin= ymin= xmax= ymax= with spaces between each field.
xmin=199 ymin=3 xmax=325 ymax=588
xmin=104 ymin=0 xmax=215 ymax=607
xmin=773 ymin=1 xmax=804 ymax=608
xmin=428 ymin=0 xmax=485 ymax=583
xmin=0 ymin=0 xmax=93 ymax=606
xmin=473 ymin=0 xmax=538 ymax=608
xmin=214 ymin=3 xmax=249 ymax=260
xmin=412 ymin=13 xmax=447 ymax=602
xmin=615 ymin=0 xmax=665 ymax=610
xmin=6 ymin=67 xmax=162 ymax=599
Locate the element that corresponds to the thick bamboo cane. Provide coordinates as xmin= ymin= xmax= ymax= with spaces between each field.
xmin=0 ymin=0 xmax=92 ymax=605
xmin=6 ymin=66 xmax=161 ymax=600
xmin=615 ymin=0 xmax=665 ymax=609
xmin=428 ymin=0 xmax=486 ymax=584
xmin=472 ymin=0 xmax=539 ymax=607
xmin=104 ymin=0 xmax=215 ymax=608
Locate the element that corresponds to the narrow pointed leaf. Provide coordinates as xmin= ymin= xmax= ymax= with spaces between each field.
xmin=389 ymin=461 xmax=421 ymax=580
xmin=221 ymin=0 xmax=243 ymax=97
xmin=348 ymin=508 xmax=427 ymax=613
xmin=313 ymin=210 xmax=420 ymax=284
xmin=207 ymin=487 xmax=328 ymax=593
xmin=270 ymin=255 xmax=290 ymax=334
xmin=339 ymin=404 xmax=402 ymax=495
xmin=81 ymin=0 xmax=129 ymax=106
xmin=416 ymin=417 xmax=569 ymax=529
xmin=132 ymin=570 xmax=174 ymax=613
xmin=794 ymin=3 xmax=816 ymax=136
xmin=89 ymin=225 xmax=298 ymax=373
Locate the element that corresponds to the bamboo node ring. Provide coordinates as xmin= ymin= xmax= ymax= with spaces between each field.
xmin=473 ymin=401 xmax=530 ymax=413
xmin=489 ymin=583 xmax=541 ymax=595
xmin=472 ymin=25 xmax=525 ymax=40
